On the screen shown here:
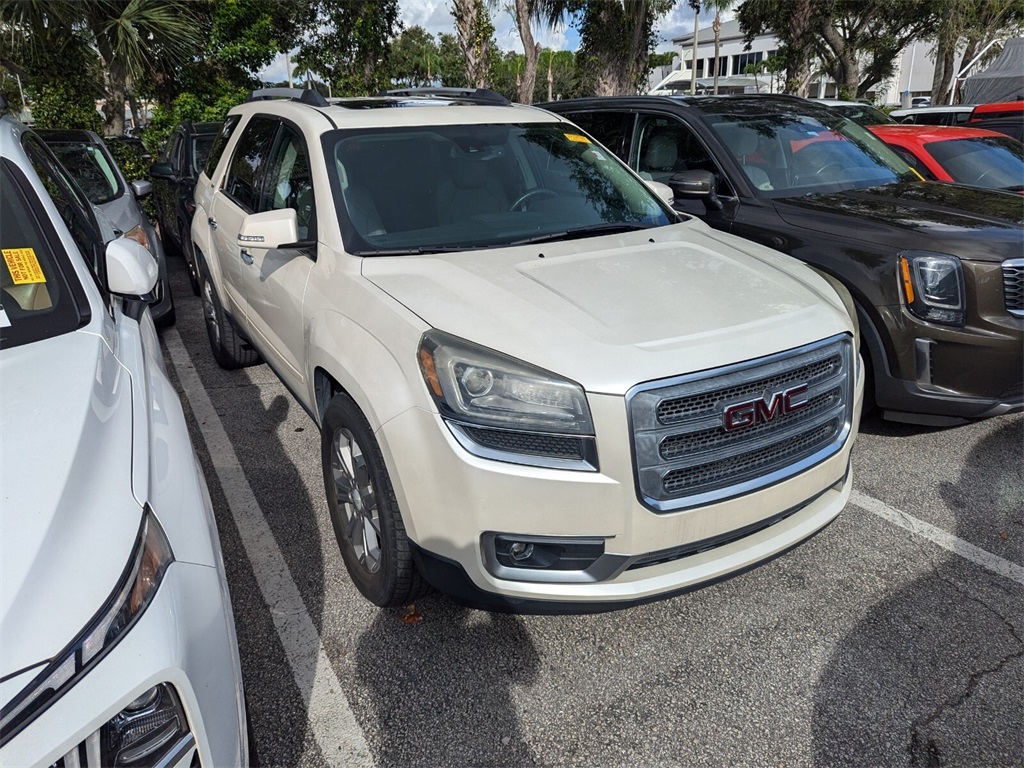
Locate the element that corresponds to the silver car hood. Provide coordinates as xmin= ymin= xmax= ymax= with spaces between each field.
xmin=0 ymin=330 xmax=141 ymax=685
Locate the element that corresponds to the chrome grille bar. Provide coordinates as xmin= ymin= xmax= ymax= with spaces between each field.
xmin=627 ymin=334 xmax=854 ymax=512
xmin=1003 ymin=258 xmax=1024 ymax=317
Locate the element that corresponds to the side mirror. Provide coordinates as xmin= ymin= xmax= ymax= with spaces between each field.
xmin=238 ymin=208 xmax=299 ymax=250
xmin=131 ymin=179 xmax=153 ymax=199
xmin=644 ymin=180 xmax=674 ymax=205
xmin=149 ymin=162 xmax=174 ymax=180
xmin=106 ymin=238 xmax=158 ymax=297
xmin=668 ymin=170 xmax=723 ymax=211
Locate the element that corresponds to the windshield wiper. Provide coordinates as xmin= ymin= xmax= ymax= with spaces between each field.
xmin=507 ymin=222 xmax=655 ymax=247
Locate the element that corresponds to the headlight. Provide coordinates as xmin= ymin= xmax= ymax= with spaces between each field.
xmin=0 ymin=509 xmax=173 ymax=745
xmin=418 ymin=330 xmax=597 ymax=470
xmin=898 ymin=251 xmax=965 ymax=326
xmin=123 ymin=224 xmax=151 ymax=251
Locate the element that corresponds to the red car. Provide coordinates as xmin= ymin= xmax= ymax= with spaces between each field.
xmin=868 ymin=124 xmax=1024 ymax=194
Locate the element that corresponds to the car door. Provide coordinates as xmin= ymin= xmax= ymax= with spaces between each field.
xmin=240 ymin=122 xmax=315 ymax=392
xmin=153 ymin=129 xmax=184 ymax=238
xmin=208 ymin=116 xmax=278 ymax=324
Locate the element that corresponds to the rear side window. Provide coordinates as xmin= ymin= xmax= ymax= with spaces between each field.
xmin=562 ymin=111 xmax=632 ymax=161
xmin=204 ymin=115 xmax=242 ymax=179
xmin=224 ymin=116 xmax=278 ymax=211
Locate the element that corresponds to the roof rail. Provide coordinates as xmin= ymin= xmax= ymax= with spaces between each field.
xmin=379 ymin=87 xmax=511 ymax=106
xmin=246 ymin=88 xmax=329 ymax=107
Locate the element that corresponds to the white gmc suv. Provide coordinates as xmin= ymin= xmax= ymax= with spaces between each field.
xmin=192 ymin=87 xmax=864 ymax=613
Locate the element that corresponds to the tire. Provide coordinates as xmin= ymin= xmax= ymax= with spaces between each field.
xmin=198 ymin=265 xmax=260 ymax=369
xmin=180 ymin=222 xmax=200 ymax=296
xmin=321 ymin=393 xmax=427 ymax=607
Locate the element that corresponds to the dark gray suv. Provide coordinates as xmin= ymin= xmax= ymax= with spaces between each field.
xmin=542 ymin=95 xmax=1023 ymax=426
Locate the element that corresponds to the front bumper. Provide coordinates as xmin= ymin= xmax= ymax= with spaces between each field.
xmin=377 ymin=365 xmax=862 ymax=611
xmin=1 ymin=561 xmax=246 ymax=768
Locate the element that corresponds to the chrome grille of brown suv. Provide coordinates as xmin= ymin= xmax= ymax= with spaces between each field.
xmin=627 ymin=334 xmax=854 ymax=512
xmin=1003 ymin=258 xmax=1024 ymax=317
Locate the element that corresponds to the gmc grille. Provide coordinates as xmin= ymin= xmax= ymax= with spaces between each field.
xmin=628 ymin=335 xmax=854 ymax=512
xmin=1003 ymin=258 xmax=1024 ymax=317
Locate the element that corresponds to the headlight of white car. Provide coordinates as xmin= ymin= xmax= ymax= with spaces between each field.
xmin=0 ymin=508 xmax=173 ymax=744
xmin=418 ymin=330 xmax=598 ymax=470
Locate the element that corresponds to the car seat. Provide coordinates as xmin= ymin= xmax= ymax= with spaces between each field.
xmin=716 ymin=124 xmax=773 ymax=191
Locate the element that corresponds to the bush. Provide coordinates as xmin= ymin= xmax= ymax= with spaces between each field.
xmin=29 ymin=83 xmax=102 ymax=132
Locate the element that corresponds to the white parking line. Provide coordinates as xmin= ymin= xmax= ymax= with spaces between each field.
xmin=851 ymin=490 xmax=1024 ymax=587
xmin=163 ymin=329 xmax=375 ymax=768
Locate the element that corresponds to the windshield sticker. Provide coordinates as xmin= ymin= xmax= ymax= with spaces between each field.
xmin=564 ymin=133 xmax=591 ymax=144
xmin=0 ymin=306 xmax=9 ymax=328
xmin=3 ymin=248 xmax=46 ymax=285
xmin=909 ymin=167 xmax=926 ymax=181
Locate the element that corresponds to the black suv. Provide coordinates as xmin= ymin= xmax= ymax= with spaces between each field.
xmin=541 ymin=95 xmax=1023 ymax=426
xmin=149 ymin=121 xmax=221 ymax=294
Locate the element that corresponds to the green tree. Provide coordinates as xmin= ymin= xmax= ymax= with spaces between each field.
xmin=291 ymin=0 xmax=402 ymax=96
xmin=739 ymin=0 xmax=942 ymax=99
xmin=572 ymin=0 xmax=676 ymax=96
xmin=388 ymin=25 xmax=439 ymax=86
xmin=928 ymin=0 xmax=1024 ymax=104
xmin=435 ymin=33 xmax=468 ymax=87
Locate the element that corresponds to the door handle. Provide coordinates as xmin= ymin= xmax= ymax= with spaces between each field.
xmin=240 ymin=249 xmax=254 ymax=265
xmin=208 ymin=217 xmax=217 ymax=229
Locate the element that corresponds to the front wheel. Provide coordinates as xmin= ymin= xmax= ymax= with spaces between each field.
xmin=199 ymin=266 xmax=260 ymax=369
xmin=322 ymin=393 xmax=427 ymax=607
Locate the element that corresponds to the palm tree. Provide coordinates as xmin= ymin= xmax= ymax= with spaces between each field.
xmin=704 ymin=0 xmax=733 ymax=95
xmin=81 ymin=0 xmax=200 ymax=135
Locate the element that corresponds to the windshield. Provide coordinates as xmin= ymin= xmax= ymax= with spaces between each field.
xmin=324 ymin=122 xmax=674 ymax=255
xmin=1 ymin=162 xmax=87 ymax=349
xmin=710 ymin=113 xmax=919 ymax=199
xmin=46 ymin=142 xmax=123 ymax=205
xmin=925 ymin=136 xmax=1024 ymax=192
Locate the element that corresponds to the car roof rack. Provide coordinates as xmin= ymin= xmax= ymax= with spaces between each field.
xmin=246 ymin=88 xmax=329 ymax=108
xmin=379 ymin=87 xmax=511 ymax=106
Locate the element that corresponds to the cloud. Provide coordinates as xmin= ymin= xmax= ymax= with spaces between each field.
xmin=653 ymin=5 xmax=735 ymax=53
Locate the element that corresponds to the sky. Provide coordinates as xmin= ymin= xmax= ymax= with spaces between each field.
xmin=260 ymin=0 xmax=717 ymax=83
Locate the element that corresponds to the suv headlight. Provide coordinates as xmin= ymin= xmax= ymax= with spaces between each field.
xmin=418 ymin=330 xmax=598 ymax=470
xmin=0 ymin=508 xmax=173 ymax=745
xmin=898 ymin=251 xmax=965 ymax=326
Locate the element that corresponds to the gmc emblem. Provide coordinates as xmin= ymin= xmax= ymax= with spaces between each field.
xmin=723 ymin=384 xmax=809 ymax=431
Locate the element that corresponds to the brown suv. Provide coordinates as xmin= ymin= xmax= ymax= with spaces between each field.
xmin=542 ymin=95 xmax=1023 ymax=426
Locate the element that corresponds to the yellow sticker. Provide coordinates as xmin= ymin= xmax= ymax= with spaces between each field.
xmin=2 ymin=248 xmax=46 ymax=285
xmin=564 ymin=133 xmax=592 ymax=144
xmin=909 ymin=168 xmax=926 ymax=181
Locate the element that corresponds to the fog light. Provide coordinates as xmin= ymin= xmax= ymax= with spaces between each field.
xmin=509 ymin=542 xmax=534 ymax=561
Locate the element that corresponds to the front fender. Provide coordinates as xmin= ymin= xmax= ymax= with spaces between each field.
xmin=306 ymin=308 xmax=431 ymax=434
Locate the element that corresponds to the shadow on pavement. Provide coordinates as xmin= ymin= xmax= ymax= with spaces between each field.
xmin=812 ymin=417 xmax=1024 ymax=766
xmin=354 ymin=601 xmax=541 ymax=767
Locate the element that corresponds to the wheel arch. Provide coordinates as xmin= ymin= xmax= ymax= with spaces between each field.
xmin=307 ymin=312 xmax=428 ymax=435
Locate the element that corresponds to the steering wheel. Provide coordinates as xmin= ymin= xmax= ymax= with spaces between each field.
xmin=510 ymin=188 xmax=557 ymax=212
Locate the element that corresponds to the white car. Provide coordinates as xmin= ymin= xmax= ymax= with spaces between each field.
xmin=192 ymin=87 xmax=864 ymax=612
xmin=0 ymin=113 xmax=247 ymax=765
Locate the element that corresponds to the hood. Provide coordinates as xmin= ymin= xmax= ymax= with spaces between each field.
xmin=0 ymin=331 xmax=141 ymax=685
xmin=363 ymin=222 xmax=853 ymax=394
xmin=775 ymin=182 xmax=1024 ymax=263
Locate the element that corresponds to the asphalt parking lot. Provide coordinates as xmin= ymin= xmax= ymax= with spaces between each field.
xmin=158 ymin=258 xmax=1023 ymax=768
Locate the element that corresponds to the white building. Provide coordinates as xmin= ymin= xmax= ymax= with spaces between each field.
xmin=657 ymin=18 xmax=967 ymax=105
